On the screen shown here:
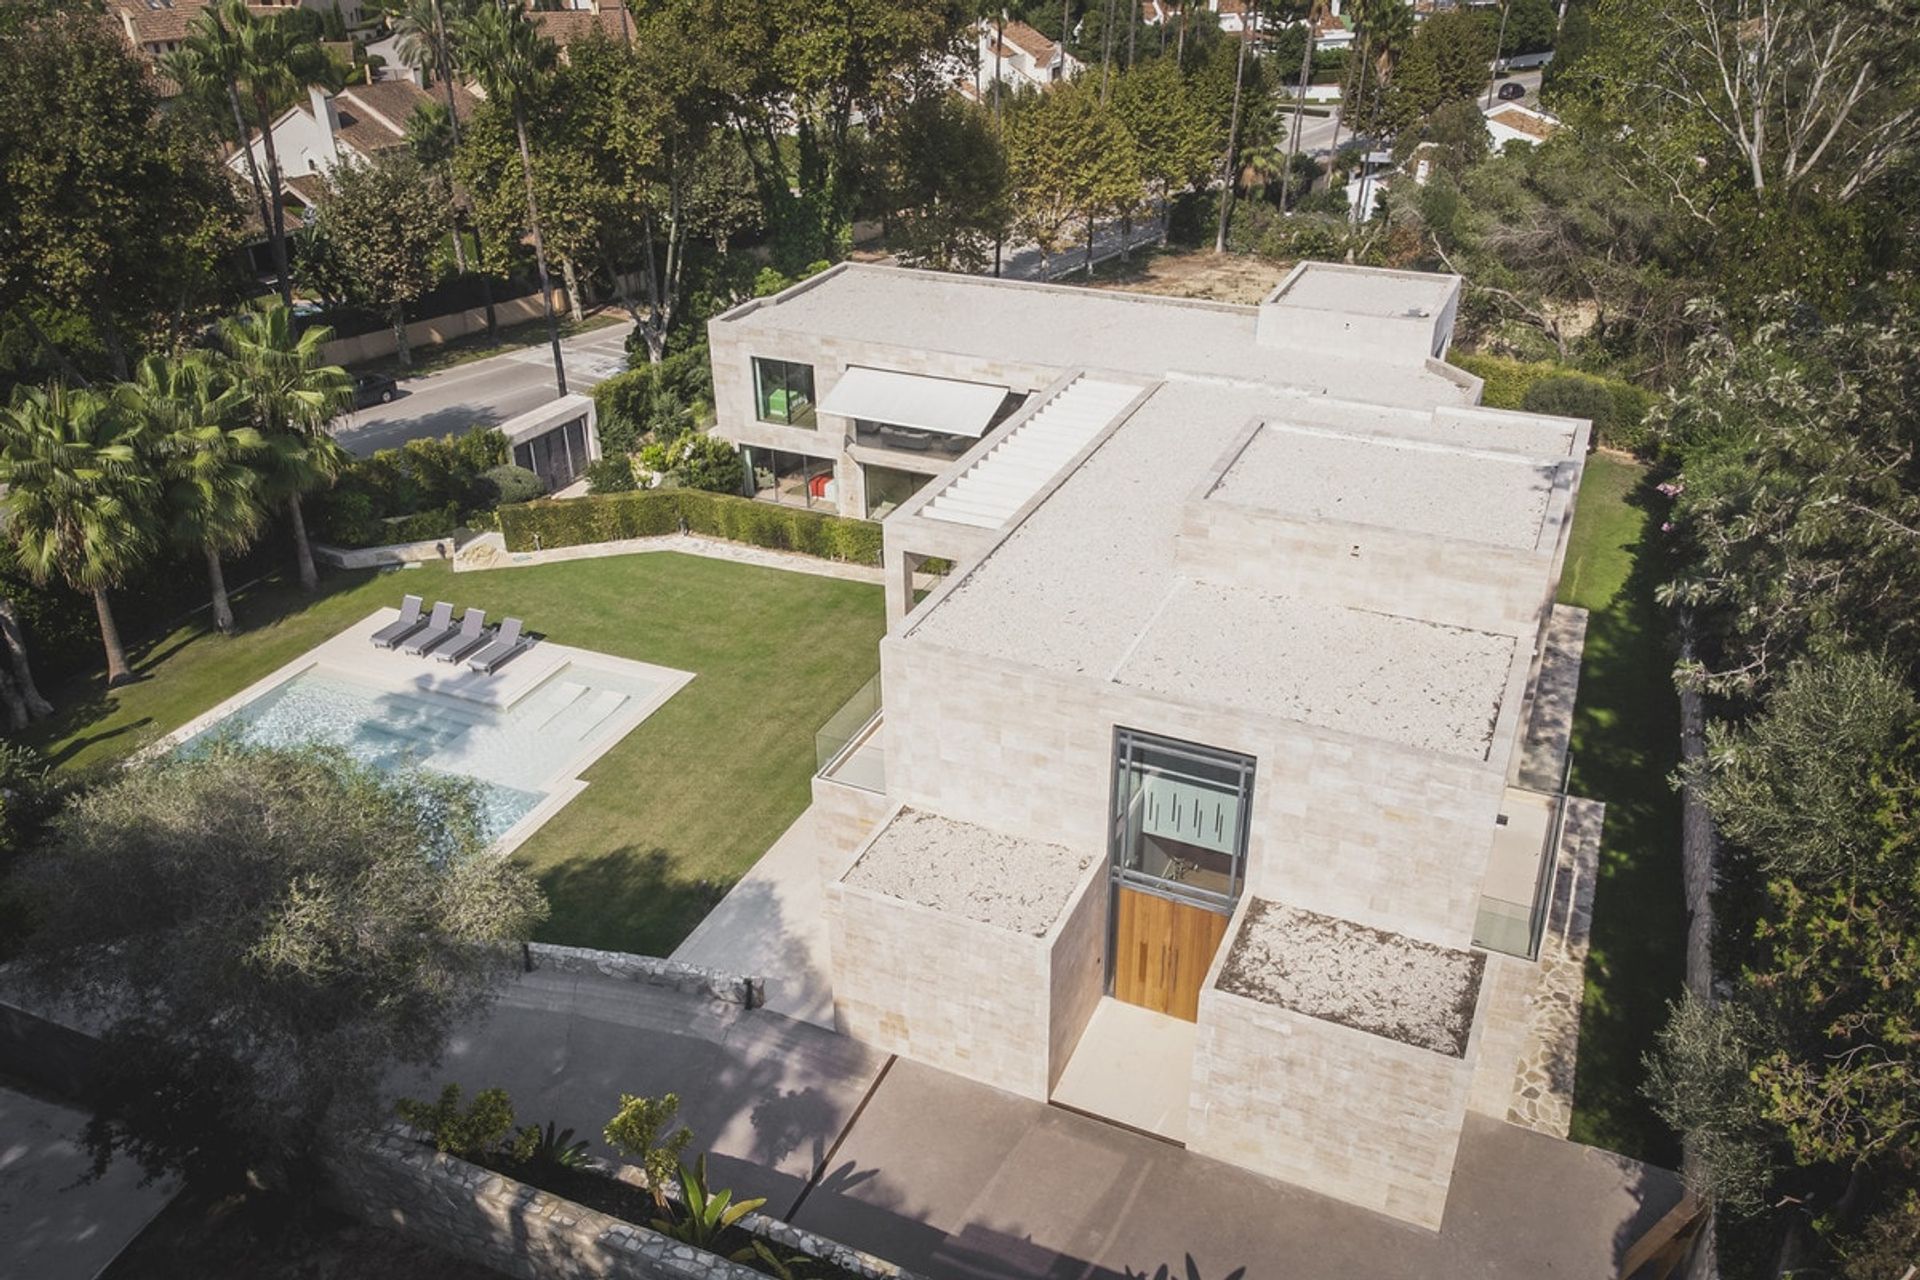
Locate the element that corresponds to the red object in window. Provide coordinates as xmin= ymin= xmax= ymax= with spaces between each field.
xmin=809 ymin=472 xmax=832 ymax=499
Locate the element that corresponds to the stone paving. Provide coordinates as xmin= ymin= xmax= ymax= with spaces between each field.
xmin=1505 ymin=795 xmax=1603 ymax=1136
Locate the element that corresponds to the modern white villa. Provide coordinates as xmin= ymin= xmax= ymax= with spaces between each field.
xmin=705 ymin=262 xmax=1602 ymax=1230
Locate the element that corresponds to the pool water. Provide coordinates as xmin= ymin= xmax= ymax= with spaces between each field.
xmin=180 ymin=665 xmax=663 ymax=842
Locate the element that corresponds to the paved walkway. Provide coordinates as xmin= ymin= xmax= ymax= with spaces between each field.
xmin=424 ymin=970 xmax=1683 ymax=1280
xmin=671 ymin=813 xmax=838 ymax=1029
xmin=0 ymin=1085 xmax=175 ymax=1280
xmin=452 ymin=530 xmax=889 ymax=587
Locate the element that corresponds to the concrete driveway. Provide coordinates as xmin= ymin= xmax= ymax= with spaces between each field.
xmin=422 ymin=969 xmax=1682 ymax=1280
xmin=0 ymin=1086 xmax=175 ymax=1280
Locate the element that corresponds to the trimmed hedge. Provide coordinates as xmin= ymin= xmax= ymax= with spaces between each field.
xmin=1446 ymin=352 xmax=1656 ymax=452
xmin=497 ymin=489 xmax=885 ymax=566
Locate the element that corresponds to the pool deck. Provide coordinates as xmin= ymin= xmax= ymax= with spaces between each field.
xmin=152 ymin=608 xmax=695 ymax=855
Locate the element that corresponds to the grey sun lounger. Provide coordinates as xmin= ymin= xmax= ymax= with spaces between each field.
xmin=466 ymin=618 xmax=529 ymax=674
xmin=400 ymin=601 xmax=457 ymax=655
xmin=433 ymin=609 xmax=490 ymax=663
xmin=370 ymin=595 xmax=426 ymax=649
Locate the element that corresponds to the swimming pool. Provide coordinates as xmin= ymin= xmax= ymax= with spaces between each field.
xmin=180 ymin=663 xmax=672 ymax=844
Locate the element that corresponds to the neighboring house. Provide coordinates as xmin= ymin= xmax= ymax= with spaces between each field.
xmin=531 ymin=0 xmax=632 ymax=54
xmin=225 ymin=80 xmax=478 ymax=213
xmin=965 ymin=19 xmax=1081 ymax=98
xmin=106 ymin=0 xmax=362 ymax=62
xmin=706 ymin=262 xmax=1602 ymax=1230
xmin=1484 ymin=101 xmax=1562 ymax=148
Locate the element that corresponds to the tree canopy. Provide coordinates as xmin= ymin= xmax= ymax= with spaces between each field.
xmin=14 ymin=743 xmax=548 ymax=1193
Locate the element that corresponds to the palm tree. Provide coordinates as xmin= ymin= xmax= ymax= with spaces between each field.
xmin=218 ymin=306 xmax=351 ymax=594
xmin=165 ymin=3 xmax=283 ymax=304
xmin=0 ymin=386 xmax=156 ymax=687
xmin=1214 ymin=0 xmax=1259 ymax=252
xmin=456 ymin=2 xmax=567 ymax=396
xmin=122 ymin=356 xmax=265 ymax=635
xmin=1279 ymin=0 xmax=1330 ymax=210
xmin=200 ymin=0 xmax=333 ymax=308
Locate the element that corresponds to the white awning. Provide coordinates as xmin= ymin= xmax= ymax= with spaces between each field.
xmin=819 ymin=366 xmax=1009 ymax=439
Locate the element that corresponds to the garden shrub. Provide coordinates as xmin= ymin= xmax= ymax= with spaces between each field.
xmin=1447 ymin=353 xmax=1655 ymax=452
xmin=585 ymin=455 xmax=638 ymax=494
xmin=498 ymin=490 xmax=883 ymax=565
xmin=477 ymin=464 xmax=546 ymax=507
xmin=312 ymin=425 xmax=513 ymax=547
xmin=397 ymin=1084 xmax=533 ymax=1163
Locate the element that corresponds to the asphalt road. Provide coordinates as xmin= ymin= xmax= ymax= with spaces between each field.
xmin=331 ymin=318 xmax=636 ymax=456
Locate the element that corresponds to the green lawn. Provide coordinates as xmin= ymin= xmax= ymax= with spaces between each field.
xmin=29 ymin=554 xmax=886 ymax=955
xmin=1557 ymin=453 xmax=1688 ymax=1167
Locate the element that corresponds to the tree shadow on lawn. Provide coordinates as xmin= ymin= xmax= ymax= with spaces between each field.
xmin=527 ymin=844 xmax=732 ymax=958
xmin=1566 ymin=471 xmax=1688 ymax=1168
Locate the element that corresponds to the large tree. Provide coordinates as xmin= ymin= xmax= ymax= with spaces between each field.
xmin=14 ymin=743 xmax=547 ymax=1194
xmin=217 ymin=305 xmax=351 ymax=594
xmin=1656 ymin=302 xmax=1920 ymax=694
xmin=0 ymin=385 xmax=154 ymax=686
xmin=1 ymin=6 xmax=242 ymax=385
xmin=1111 ymin=56 xmax=1216 ymax=235
xmin=310 ymin=152 xmax=450 ymax=369
xmin=456 ymin=2 xmax=567 ymax=394
xmin=1006 ymin=79 xmax=1144 ymax=272
xmin=121 ymin=354 xmax=264 ymax=635
xmin=875 ymin=91 xmax=1010 ymax=273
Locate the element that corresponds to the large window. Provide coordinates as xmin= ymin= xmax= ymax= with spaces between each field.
xmin=1109 ymin=728 xmax=1255 ymax=911
xmin=746 ymin=447 xmax=835 ymax=507
xmin=512 ymin=414 xmax=589 ymax=490
xmin=863 ymin=465 xmax=930 ymax=519
xmin=753 ymin=357 xmax=817 ymax=428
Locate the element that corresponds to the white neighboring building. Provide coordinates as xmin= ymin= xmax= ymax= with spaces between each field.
xmin=965 ymin=19 xmax=1081 ymax=98
xmin=1484 ymin=101 xmax=1562 ymax=148
xmin=225 ymin=80 xmax=477 ymax=209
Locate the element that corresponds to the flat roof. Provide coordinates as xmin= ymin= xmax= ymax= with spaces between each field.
xmin=1216 ymin=900 xmax=1486 ymax=1057
xmin=1267 ymin=262 xmax=1458 ymax=319
xmin=1210 ymin=424 xmax=1561 ymax=549
xmin=721 ymin=266 xmax=1473 ymax=410
xmin=908 ymin=379 xmax=1561 ymax=754
xmin=842 ymin=808 xmax=1093 ymax=937
xmin=1116 ymin=582 xmax=1516 ymax=758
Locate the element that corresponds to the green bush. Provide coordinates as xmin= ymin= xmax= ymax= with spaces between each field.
xmin=1522 ymin=374 xmax=1619 ymax=432
xmin=312 ymin=425 xmax=512 ymax=546
xmin=585 ymin=455 xmax=638 ymax=494
xmin=1447 ymin=353 xmax=1655 ymax=452
xmin=498 ymin=490 xmax=884 ymax=565
xmin=477 ymin=464 xmax=546 ymax=506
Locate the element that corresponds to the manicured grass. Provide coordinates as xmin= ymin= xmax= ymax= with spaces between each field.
xmin=1557 ymin=453 xmax=1688 ymax=1167
xmin=29 ymin=554 xmax=885 ymax=955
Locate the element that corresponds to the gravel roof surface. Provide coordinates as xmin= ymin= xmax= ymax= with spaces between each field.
xmin=910 ymin=381 xmax=1536 ymax=752
xmin=1217 ymin=900 xmax=1485 ymax=1056
xmin=843 ymin=808 xmax=1093 ymax=937
xmin=1117 ymin=582 xmax=1517 ymax=757
xmin=726 ymin=266 xmax=1475 ymax=409
xmin=1211 ymin=424 xmax=1561 ymax=549
xmin=1270 ymin=264 xmax=1458 ymax=318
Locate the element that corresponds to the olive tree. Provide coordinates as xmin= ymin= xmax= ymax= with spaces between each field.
xmin=13 ymin=743 xmax=548 ymax=1195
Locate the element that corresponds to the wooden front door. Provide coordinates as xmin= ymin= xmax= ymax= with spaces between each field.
xmin=1112 ymin=887 xmax=1231 ymax=1022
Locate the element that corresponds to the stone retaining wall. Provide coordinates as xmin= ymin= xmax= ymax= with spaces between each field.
xmin=524 ymin=944 xmax=764 ymax=1009
xmin=315 ymin=537 xmax=463 ymax=570
xmin=327 ymin=1126 xmax=925 ymax=1280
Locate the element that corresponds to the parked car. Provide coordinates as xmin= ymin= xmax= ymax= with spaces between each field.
xmin=1497 ymin=81 xmax=1527 ymax=101
xmin=353 ymin=373 xmax=398 ymax=407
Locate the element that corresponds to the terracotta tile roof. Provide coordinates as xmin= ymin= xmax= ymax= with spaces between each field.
xmin=530 ymin=6 xmax=629 ymax=47
xmin=1000 ymin=19 xmax=1057 ymax=62
xmin=328 ymin=80 xmax=478 ymax=155
xmin=107 ymin=0 xmax=290 ymax=51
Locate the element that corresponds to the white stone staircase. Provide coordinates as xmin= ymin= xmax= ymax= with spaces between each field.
xmin=920 ymin=375 xmax=1139 ymax=529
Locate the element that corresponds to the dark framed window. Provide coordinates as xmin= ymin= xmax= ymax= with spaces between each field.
xmin=863 ymin=464 xmax=931 ymax=519
xmin=1108 ymin=728 xmax=1255 ymax=912
xmin=753 ymin=357 xmax=817 ymax=428
xmin=746 ymin=447 xmax=836 ymax=507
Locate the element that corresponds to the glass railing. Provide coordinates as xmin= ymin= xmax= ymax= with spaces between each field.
xmin=815 ymin=674 xmax=883 ymax=782
xmin=1472 ymin=765 xmax=1571 ymax=960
